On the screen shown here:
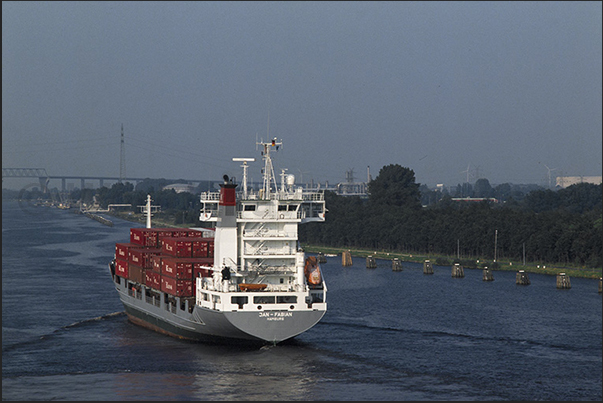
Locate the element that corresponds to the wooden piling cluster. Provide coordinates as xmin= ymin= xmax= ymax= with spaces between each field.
xmin=392 ymin=258 xmax=403 ymax=271
xmin=516 ymin=270 xmax=531 ymax=285
xmin=332 ymin=251 xmax=600 ymax=292
xmin=341 ymin=250 xmax=353 ymax=267
xmin=482 ymin=267 xmax=494 ymax=281
xmin=451 ymin=263 xmax=464 ymax=278
xmin=423 ymin=259 xmax=433 ymax=275
xmin=556 ymin=273 xmax=571 ymax=289
xmin=317 ymin=252 xmax=327 ymax=264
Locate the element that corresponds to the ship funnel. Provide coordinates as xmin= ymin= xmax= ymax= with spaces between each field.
xmin=219 ymin=182 xmax=238 ymax=206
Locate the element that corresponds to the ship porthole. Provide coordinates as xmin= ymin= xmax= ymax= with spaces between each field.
xmin=257 ymin=305 xmax=262 ymax=310
xmin=290 ymin=305 xmax=294 ymax=310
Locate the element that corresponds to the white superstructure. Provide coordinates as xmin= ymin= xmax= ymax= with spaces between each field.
xmin=191 ymin=138 xmax=327 ymax=342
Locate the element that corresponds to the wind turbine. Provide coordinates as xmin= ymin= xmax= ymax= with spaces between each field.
xmin=539 ymin=162 xmax=558 ymax=188
xmin=460 ymin=163 xmax=471 ymax=183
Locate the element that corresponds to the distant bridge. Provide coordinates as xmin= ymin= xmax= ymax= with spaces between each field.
xmin=2 ymin=168 xmax=217 ymax=192
xmin=2 ymin=168 xmax=51 ymax=191
xmin=3 ymin=167 xmax=366 ymax=196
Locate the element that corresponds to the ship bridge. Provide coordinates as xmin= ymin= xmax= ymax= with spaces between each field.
xmin=200 ymin=186 xmax=325 ymax=223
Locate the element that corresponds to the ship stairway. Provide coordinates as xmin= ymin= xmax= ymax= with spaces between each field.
xmin=249 ymin=241 xmax=268 ymax=255
xmin=246 ymin=223 xmax=291 ymax=238
xmin=249 ymin=223 xmax=269 ymax=237
xmin=247 ymin=262 xmax=296 ymax=276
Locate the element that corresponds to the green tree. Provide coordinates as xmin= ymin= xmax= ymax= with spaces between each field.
xmin=368 ymin=164 xmax=421 ymax=210
xmin=474 ymin=178 xmax=493 ymax=198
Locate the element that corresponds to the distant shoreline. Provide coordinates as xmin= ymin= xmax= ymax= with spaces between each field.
xmin=302 ymin=245 xmax=602 ymax=280
xmin=11 ymin=201 xmax=598 ymax=280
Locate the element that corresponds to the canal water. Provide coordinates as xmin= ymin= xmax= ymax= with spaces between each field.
xmin=2 ymin=200 xmax=601 ymax=400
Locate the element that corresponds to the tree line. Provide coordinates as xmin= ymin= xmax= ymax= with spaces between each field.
xmin=6 ymin=167 xmax=601 ymax=268
xmin=299 ymin=164 xmax=602 ymax=268
xmin=6 ymin=179 xmax=205 ymax=225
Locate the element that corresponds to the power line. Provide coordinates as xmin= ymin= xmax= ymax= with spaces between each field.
xmin=119 ymin=124 xmax=126 ymax=183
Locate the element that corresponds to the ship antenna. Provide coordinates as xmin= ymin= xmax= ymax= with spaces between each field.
xmin=233 ymin=158 xmax=255 ymax=199
xmin=266 ymin=110 xmax=270 ymax=139
xmin=256 ymin=137 xmax=282 ymax=198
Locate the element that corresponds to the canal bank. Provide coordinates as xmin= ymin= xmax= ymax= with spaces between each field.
xmin=302 ymin=244 xmax=602 ymax=280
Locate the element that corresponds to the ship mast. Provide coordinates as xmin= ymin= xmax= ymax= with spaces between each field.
xmin=145 ymin=194 xmax=152 ymax=228
xmin=257 ymin=137 xmax=282 ymax=199
xmin=138 ymin=194 xmax=159 ymax=228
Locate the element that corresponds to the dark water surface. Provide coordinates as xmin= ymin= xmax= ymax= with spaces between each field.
xmin=2 ymin=200 xmax=601 ymax=400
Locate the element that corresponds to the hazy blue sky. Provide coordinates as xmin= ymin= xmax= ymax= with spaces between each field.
xmin=3 ymin=1 xmax=602 ymax=190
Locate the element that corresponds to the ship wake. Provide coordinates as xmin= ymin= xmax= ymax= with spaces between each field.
xmin=2 ymin=311 xmax=126 ymax=353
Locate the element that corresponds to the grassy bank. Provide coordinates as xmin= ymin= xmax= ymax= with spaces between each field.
xmin=302 ymin=244 xmax=602 ymax=280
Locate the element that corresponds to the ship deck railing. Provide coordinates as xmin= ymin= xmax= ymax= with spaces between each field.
xmin=200 ymin=189 xmax=324 ymax=202
xmin=145 ymin=294 xmax=161 ymax=307
xmin=199 ymin=278 xmax=304 ymax=293
xmin=199 ymin=208 xmax=322 ymax=220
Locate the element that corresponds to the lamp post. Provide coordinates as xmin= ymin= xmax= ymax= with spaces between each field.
xmin=494 ymin=229 xmax=498 ymax=263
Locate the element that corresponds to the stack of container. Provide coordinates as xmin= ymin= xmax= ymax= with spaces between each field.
xmin=116 ymin=227 xmax=215 ymax=299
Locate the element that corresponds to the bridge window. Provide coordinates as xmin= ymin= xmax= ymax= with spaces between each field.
xmin=278 ymin=205 xmax=287 ymax=211
xmin=288 ymin=204 xmax=298 ymax=211
xmin=244 ymin=204 xmax=256 ymax=211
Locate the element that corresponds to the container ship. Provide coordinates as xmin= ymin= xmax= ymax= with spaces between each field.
xmin=108 ymin=139 xmax=327 ymax=345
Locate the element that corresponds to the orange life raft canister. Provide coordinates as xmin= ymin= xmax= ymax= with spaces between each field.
xmin=304 ymin=256 xmax=322 ymax=286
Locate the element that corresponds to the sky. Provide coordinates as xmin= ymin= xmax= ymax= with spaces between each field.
xmin=3 ymin=1 xmax=602 ymax=191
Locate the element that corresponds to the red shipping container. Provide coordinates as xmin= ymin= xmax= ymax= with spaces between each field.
xmin=130 ymin=228 xmax=158 ymax=247
xmin=162 ymin=237 xmax=192 ymax=257
xmin=185 ymin=229 xmax=205 ymax=237
xmin=115 ymin=258 xmax=129 ymax=278
xmin=155 ymin=228 xmax=176 ymax=246
xmin=208 ymin=241 xmax=214 ymax=257
xmin=161 ymin=276 xmax=193 ymax=297
xmin=191 ymin=238 xmax=209 ymax=258
xmin=129 ymin=247 xmax=161 ymax=269
xmin=186 ymin=228 xmax=215 ymax=237
xmin=145 ymin=270 xmax=161 ymax=289
xmin=115 ymin=242 xmax=143 ymax=260
xmin=150 ymin=255 xmax=163 ymax=273
xmin=171 ymin=229 xmax=189 ymax=238
xmin=129 ymin=264 xmax=144 ymax=284
xmin=161 ymin=257 xmax=193 ymax=279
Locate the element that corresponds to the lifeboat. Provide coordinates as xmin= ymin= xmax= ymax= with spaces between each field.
xmin=238 ymin=283 xmax=267 ymax=292
xmin=304 ymin=256 xmax=323 ymax=288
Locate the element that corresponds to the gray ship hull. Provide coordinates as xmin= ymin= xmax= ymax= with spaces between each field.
xmin=113 ymin=274 xmax=325 ymax=344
